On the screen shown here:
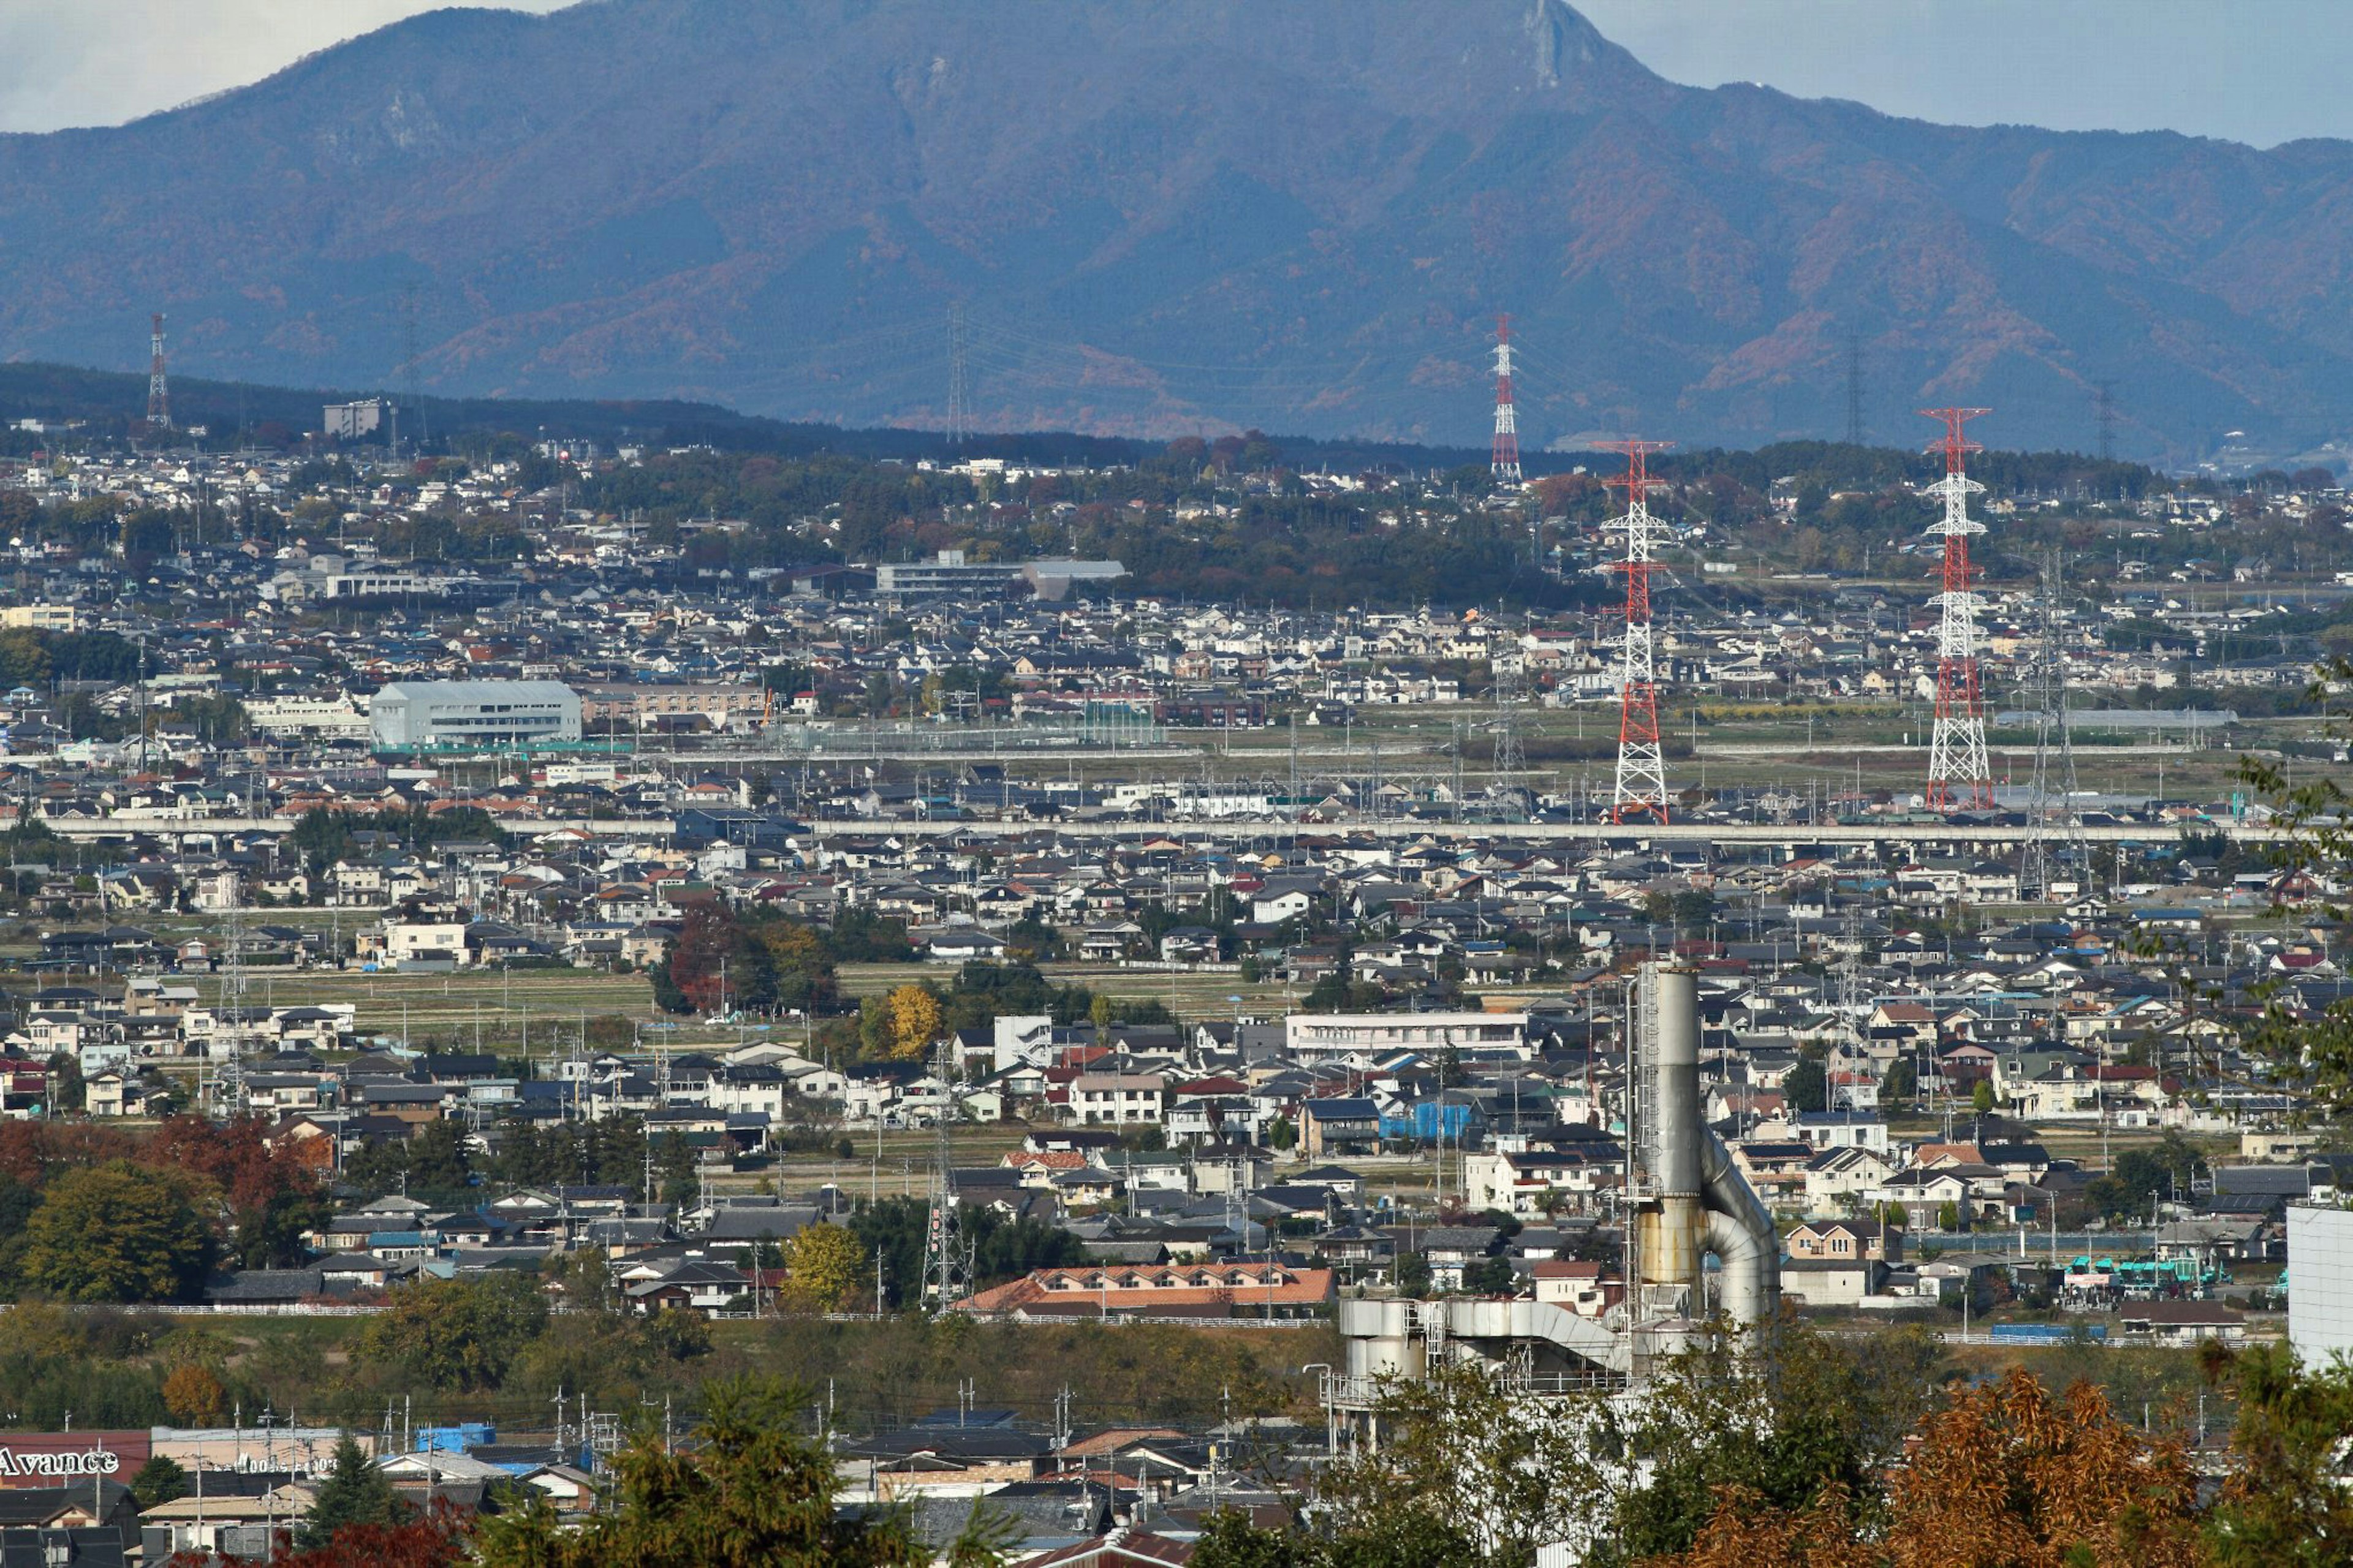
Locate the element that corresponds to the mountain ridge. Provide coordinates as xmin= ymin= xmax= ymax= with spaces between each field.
xmin=3 ymin=0 xmax=2351 ymax=462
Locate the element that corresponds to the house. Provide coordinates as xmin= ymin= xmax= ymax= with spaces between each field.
xmin=1532 ymin=1259 xmax=1618 ymax=1317
xmin=1007 ymin=1529 xmax=1199 ymax=1567
xmin=1063 ymin=1072 xmax=1167 ymax=1127
xmin=1781 ymin=1254 xmax=1885 ymax=1308
xmin=1787 ymin=1218 xmax=1903 ymax=1263
xmin=1803 ymin=1145 xmax=1899 ymax=1217
xmin=2120 ymin=1300 xmax=2246 ymax=1346
xmin=1298 ymin=1098 xmax=1380 ymax=1156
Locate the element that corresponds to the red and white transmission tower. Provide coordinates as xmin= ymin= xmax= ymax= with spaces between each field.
xmin=1489 ymin=315 xmax=1521 ymax=484
xmin=1921 ymin=406 xmax=1993 ymax=810
xmin=1602 ymin=437 xmax=1672 ymax=823
xmin=146 ymin=312 xmax=172 ymax=431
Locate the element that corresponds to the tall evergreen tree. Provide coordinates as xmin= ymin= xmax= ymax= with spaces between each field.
xmin=298 ymin=1435 xmax=407 ymax=1551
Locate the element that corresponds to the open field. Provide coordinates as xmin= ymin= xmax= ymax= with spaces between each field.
xmin=836 ymin=960 xmax=1305 ymax=1021
xmin=187 ymin=967 xmax=662 ymax=1050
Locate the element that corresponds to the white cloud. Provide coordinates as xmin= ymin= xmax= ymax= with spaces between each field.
xmin=0 ymin=0 xmax=574 ymax=134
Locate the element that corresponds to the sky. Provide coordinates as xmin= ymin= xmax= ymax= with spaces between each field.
xmin=1 ymin=0 xmax=2349 ymax=145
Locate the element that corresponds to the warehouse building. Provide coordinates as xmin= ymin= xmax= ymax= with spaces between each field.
xmin=2288 ymin=1203 xmax=2353 ymax=1362
xmin=369 ymin=680 xmax=582 ymax=751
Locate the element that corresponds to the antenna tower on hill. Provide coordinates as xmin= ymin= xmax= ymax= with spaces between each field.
xmin=1490 ymin=316 xmax=1521 ymax=484
xmin=146 ymin=314 xmax=172 ymax=430
xmin=1602 ymin=438 xmax=1673 ymax=824
xmin=1921 ymin=407 xmax=1994 ymax=811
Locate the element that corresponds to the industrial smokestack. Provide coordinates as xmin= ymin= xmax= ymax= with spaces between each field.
xmin=1634 ymin=964 xmax=1780 ymax=1328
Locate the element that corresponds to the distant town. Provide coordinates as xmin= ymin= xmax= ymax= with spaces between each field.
xmin=0 ymin=388 xmax=2349 ymax=1567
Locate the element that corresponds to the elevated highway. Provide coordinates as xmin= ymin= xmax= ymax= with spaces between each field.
xmin=37 ymin=811 xmax=2274 ymax=849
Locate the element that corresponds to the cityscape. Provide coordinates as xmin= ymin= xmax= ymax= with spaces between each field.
xmin=0 ymin=2 xmax=2350 ymax=1567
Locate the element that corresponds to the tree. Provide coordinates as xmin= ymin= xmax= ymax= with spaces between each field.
xmin=1308 ymin=1358 xmax=1612 ymax=1565
xmin=2202 ymin=1343 xmax=2353 ymax=1565
xmin=1972 ymin=1080 xmax=1998 ymax=1115
xmin=267 ymin=1509 xmax=470 ymax=1568
xmin=1460 ymin=1256 xmax=1516 ymax=1297
xmin=885 ymin=985 xmax=943 ymax=1059
xmin=1609 ymin=1324 xmax=1944 ymax=1562
xmin=288 ymin=806 xmax=360 ymax=877
xmin=344 ymin=1119 xmax=474 ymax=1198
xmin=162 ymin=1363 xmax=225 ymax=1426
xmin=354 ymin=1273 xmax=547 ymax=1391
xmin=130 ymin=1454 xmax=188 ymax=1509
xmin=754 ymin=919 xmax=839 ymax=1012
xmin=1649 ymin=1368 xmax=2201 ymax=1568
xmin=22 ymin=1161 xmax=211 ymax=1303
xmin=782 ymin=1222 xmax=869 ymax=1314
xmin=656 ymin=903 xmax=778 ymax=1017
xmin=299 ymin=1436 xmax=408 ymax=1551
xmin=474 ymin=1379 xmax=925 ymax=1567
xmin=44 ymin=1051 xmax=83 ymax=1113
xmin=1786 ymin=1057 xmax=1828 ymax=1114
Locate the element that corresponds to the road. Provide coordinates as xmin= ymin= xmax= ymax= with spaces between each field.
xmin=42 ymin=811 xmax=2278 ymax=849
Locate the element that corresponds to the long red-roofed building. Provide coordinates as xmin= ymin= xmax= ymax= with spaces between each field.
xmin=956 ymin=1261 xmax=1333 ymax=1320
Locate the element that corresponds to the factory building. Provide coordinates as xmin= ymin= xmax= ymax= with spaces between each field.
xmin=2287 ymin=1204 xmax=2353 ymax=1362
xmin=369 ymin=680 xmax=582 ymax=751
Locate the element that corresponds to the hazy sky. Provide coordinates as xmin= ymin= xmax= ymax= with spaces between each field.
xmin=1 ymin=0 xmax=2348 ymax=146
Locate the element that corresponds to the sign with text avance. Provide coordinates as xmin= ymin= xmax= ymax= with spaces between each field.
xmin=0 ymin=1430 xmax=151 ymax=1486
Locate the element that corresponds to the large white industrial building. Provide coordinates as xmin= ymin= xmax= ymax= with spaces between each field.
xmin=2287 ymin=1204 xmax=2353 ymax=1362
xmin=369 ymin=680 xmax=582 ymax=751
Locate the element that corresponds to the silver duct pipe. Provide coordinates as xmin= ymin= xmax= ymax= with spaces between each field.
xmin=1639 ymin=965 xmax=1780 ymax=1328
xmin=1700 ymin=1127 xmax=1781 ymax=1324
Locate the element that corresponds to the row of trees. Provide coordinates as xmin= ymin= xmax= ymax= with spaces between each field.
xmin=0 ymin=1115 xmax=325 ymax=1303
xmin=162 ymin=1331 xmax=2353 ymax=1568
xmin=1192 ymin=1328 xmax=2353 ymax=1567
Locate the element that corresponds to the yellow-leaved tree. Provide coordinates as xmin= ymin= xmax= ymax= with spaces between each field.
xmin=781 ymin=1222 xmax=869 ymax=1314
xmin=885 ymin=985 xmax=942 ymax=1059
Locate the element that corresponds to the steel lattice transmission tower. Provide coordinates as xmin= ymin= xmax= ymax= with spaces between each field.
xmin=918 ymin=1039 xmax=974 ymax=1309
xmin=1920 ymin=407 xmax=1993 ymax=811
xmin=2020 ymin=546 xmax=2086 ymax=901
xmin=1490 ymin=622 xmax=1525 ymax=808
xmin=1490 ymin=315 xmax=1521 ymax=484
xmin=947 ymin=301 xmax=971 ymax=446
xmin=1602 ymin=438 xmax=1673 ymax=824
xmin=146 ymin=313 xmax=172 ymax=430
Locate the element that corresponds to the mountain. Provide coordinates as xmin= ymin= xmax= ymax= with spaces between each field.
xmin=4 ymin=0 xmax=2352 ymax=463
